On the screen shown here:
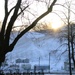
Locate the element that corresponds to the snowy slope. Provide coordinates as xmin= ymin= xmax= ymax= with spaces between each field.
xmin=6 ymin=31 xmax=68 ymax=71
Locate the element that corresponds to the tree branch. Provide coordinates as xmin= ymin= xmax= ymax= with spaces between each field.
xmin=9 ymin=0 xmax=57 ymax=51
xmin=5 ymin=0 xmax=8 ymax=14
xmin=17 ymin=5 xmax=29 ymax=16
xmin=5 ymin=0 xmax=22 ymax=46
xmin=8 ymin=6 xmax=15 ymax=15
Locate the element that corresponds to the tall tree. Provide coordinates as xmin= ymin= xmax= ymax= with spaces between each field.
xmin=0 ymin=0 xmax=57 ymax=66
xmin=53 ymin=0 xmax=75 ymax=74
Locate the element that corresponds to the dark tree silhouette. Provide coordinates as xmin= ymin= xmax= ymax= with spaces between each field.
xmin=0 ymin=0 xmax=57 ymax=66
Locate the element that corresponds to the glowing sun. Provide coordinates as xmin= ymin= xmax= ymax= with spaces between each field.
xmin=51 ymin=19 xmax=63 ymax=30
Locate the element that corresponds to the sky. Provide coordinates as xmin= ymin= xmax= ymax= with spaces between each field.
xmin=0 ymin=0 xmax=62 ymax=21
xmin=0 ymin=0 xmax=75 ymax=30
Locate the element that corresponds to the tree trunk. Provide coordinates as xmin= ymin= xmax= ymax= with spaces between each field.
xmin=70 ymin=25 xmax=75 ymax=68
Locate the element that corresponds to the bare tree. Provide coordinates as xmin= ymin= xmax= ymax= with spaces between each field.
xmin=0 ymin=0 xmax=57 ymax=66
xmin=53 ymin=0 xmax=75 ymax=74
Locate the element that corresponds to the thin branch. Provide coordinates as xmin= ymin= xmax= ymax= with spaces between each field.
xmin=56 ymin=43 xmax=68 ymax=51
xmin=5 ymin=0 xmax=22 ymax=46
xmin=52 ymin=11 xmax=67 ymax=25
xmin=8 ymin=6 xmax=15 ymax=15
xmin=55 ymin=3 xmax=75 ymax=15
xmin=5 ymin=0 xmax=8 ymax=14
xmin=17 ymin=5 xmax=29 ymax=16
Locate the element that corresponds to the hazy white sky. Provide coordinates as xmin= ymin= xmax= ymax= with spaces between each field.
xmin=0 ymin=0 xmax=64 ymax=20
xmin=0 ymin=0 xmax=75 ymax=27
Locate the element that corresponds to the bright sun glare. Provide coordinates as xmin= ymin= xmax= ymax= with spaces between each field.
xmin=51 ymin=18 xmax=63 ymax=30
xmin=44 ymin=13 xmax=63 ymax=30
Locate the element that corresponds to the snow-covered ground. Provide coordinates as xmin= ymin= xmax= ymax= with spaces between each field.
xmin=6 ymin=31 xmax=68 ymax=71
